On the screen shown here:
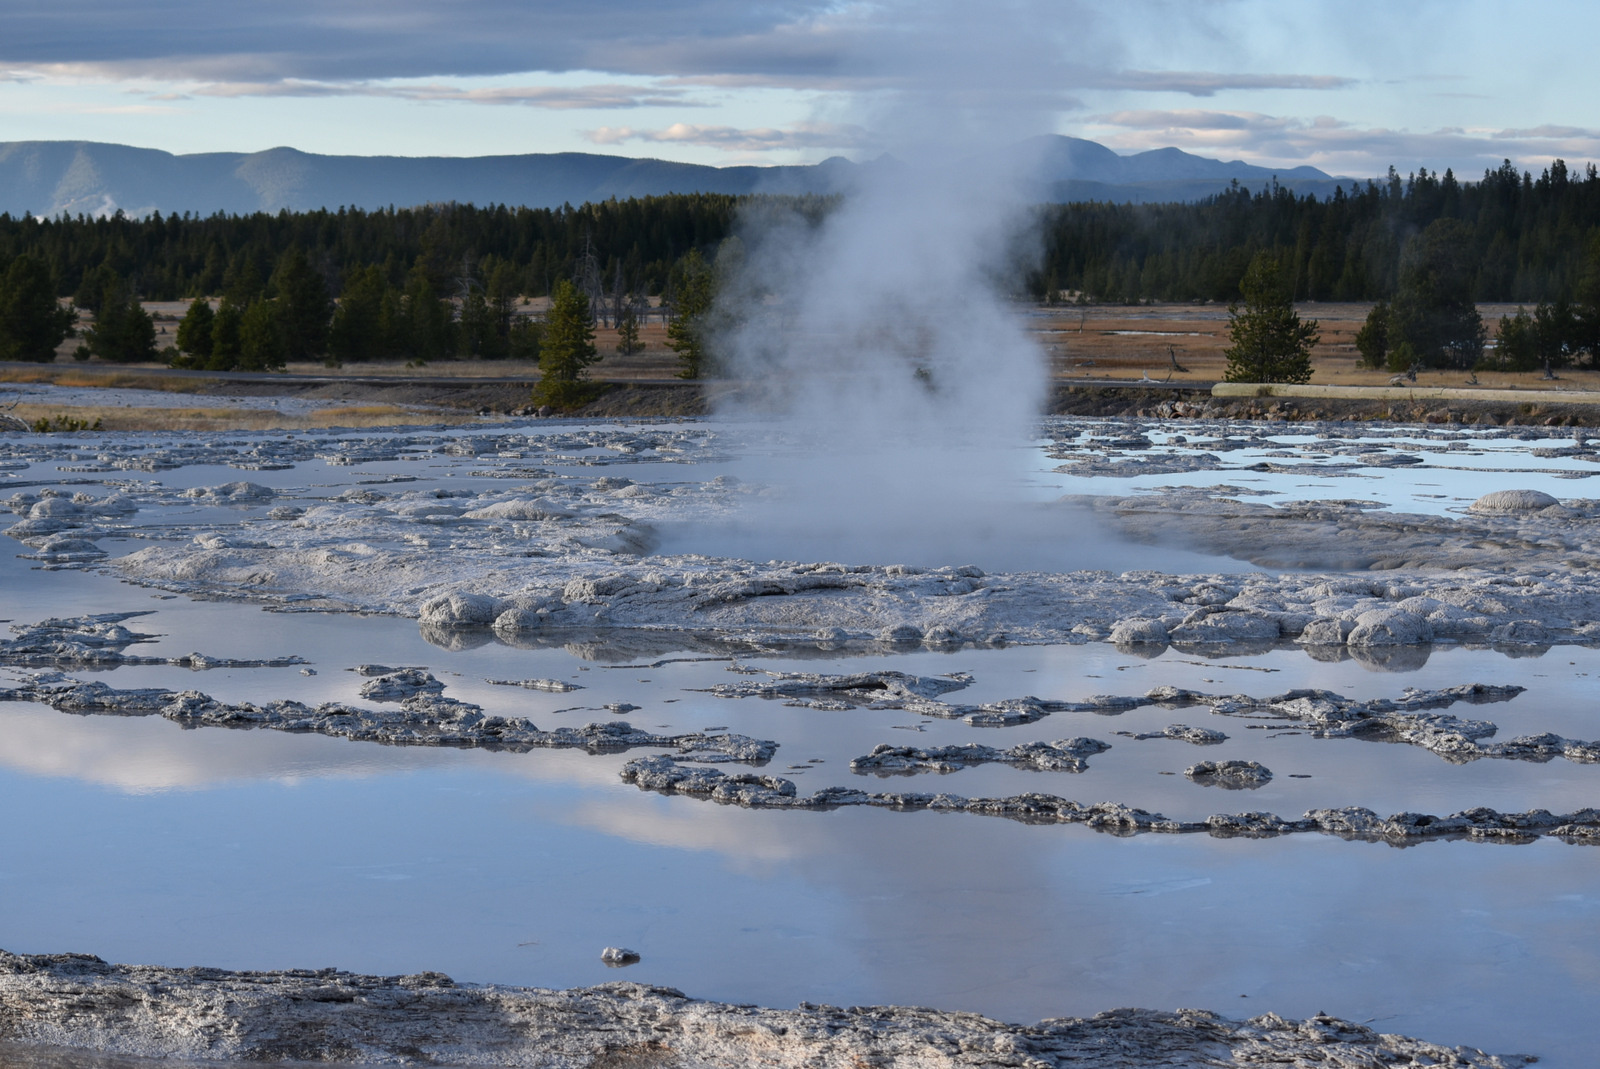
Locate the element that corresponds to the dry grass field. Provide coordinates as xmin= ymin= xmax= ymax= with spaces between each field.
xmin=10 ymin=300 xmax=1600 ymax=434
xmin=1039 ymin=302 xmax=1600 ymax=394
xmin=5 ymin=402 xmax=477 ymax=432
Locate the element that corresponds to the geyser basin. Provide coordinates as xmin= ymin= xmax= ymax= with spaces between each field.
xmin=2 ymin=415 xmax=1598 ymax=1066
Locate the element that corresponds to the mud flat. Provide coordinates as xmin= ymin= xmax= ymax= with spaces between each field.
xmin=0 ymin=951 xmax=1530 ymax=1068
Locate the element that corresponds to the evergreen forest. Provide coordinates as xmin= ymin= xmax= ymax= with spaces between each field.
xmin=1033 ymin=161 xmax=1600 ymax=305
xmin=4 ymin=159 xmax=1600 ymax=372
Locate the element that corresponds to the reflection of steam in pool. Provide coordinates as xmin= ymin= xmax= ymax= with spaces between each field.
xmin=646 ymin=460 xmax=1260 ymax=576
xmin=651 ymin=489 xmax=1259 ymax=575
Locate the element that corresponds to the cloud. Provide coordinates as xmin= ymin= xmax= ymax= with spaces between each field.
xmin=585 ymin=121 xmax=875 ymax=152
xmin=1083 ymin=108 xmax=1600 ymax=177
xmin=0 ymin=1 xmax=1109 ymax=99
xmin=0 ymin=1 xmax=864 ymax=84
xmin=1096 ymin=108 xmax=1301 ymax=132
xmin=1493 ymin=125 xmax=1600 ymax=140
xmin=1090 ymin=70 xmax=1355 ymax=96
xmin=182 ymin=79 xmax=694 ymax=110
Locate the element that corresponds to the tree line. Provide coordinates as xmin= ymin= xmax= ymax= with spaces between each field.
xmin=5 ymin=161 xmax=1600 ymax=375
xmin=0 ymin=195 xmax=745 ymax=305
xmin=1035 ymin=159 xmax=1600 ymax=306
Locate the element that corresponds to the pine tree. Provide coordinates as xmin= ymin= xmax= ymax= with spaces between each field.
xmin=1495 ymin=308 xmax=1537 ymax=371
xmin=222 ymin=253 xmax=265 ymax=306
xmin=329 ymin=265 xmax=387 ymax=364
xmin=74 ymin=263 xmax=120 ymax=315
xmin=667 ymin=249 xmax=713 ymax=379
xmin=237 ymin=300 xmax=286 ymax=371
xmin=456 ymin=291 xmax=499 ymax=359
xmin=1222 ymin=254 xmax=1318 ymax=384
xmin=532 ymin=279 xmax=598 ymax=407
xmin=1354 ymin=300 xmax=1390 ymax=369
xmin=1572 ymin=233 xmax=1600 ymax=364
xmin=209 ymin=299 xmax=244 ymax=370
xmin=1387 ymin=219 xmax=1485 ymax=369
xmin=174 ymin=299 xmax=215 ymax=363
xmin=486 ymin=261 xmax=520 ymax=353
xmin=399 ymin=259 xmax=451 ymax=363
xmin=270 ymin=246 xmax=333 ymax=362
xmin=86 ymin=283 xmax=158 ymax=365
xmin=0 ymin=254 xmax=76 ymax=362
xmin=615 ymin=302 xmax=642 ymax=355
xmin=508 ymin=318 xmax=542 ymax=361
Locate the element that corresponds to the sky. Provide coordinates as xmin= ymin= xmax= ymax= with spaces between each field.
xmin=1 ymin=0 xmax=1595 ymax=180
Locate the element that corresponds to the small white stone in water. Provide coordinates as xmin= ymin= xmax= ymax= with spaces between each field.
xmin=600 ymin=947 xmax=640 ymax=966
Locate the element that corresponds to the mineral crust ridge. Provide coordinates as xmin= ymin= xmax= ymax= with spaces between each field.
xmin=0 ymin=950 xmax=1533 ymax=1068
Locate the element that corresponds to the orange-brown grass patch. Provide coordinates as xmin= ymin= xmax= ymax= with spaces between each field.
xmin=1038 ymin=302 xmax=1600 ymax=393
xmin=8 ymin=402 xmax=476 ymax=433
xmin=0 ymin=367 xmax=221 ymax=393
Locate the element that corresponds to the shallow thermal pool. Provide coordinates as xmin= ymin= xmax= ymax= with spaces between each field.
xmin=1041 ymin=418 xmax=1600 ymax=515
xmin=2 ymin=415 xmax=1598 ymax=1066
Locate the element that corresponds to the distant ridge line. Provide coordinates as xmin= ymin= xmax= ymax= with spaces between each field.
xmin=0 ymin=137 xmax=1358 ymax=218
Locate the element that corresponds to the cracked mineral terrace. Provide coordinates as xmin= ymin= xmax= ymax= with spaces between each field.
xmin=619 ymin=751 xmax=1600 ymax=845
xmin=0 ymin=951 xmax=1531 ymax=1068
xmin=0 ymin=668 xmax=777 ymax=764
xmin=4 ymin=421 xmax=1600 ymax=661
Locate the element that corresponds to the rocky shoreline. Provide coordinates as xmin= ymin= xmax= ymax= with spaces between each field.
xmin=0 ymin=950 xmax=1532 ymax=1067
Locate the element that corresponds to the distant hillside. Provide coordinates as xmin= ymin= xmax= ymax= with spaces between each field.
xmin=0 ymin=137 xmax=1360 ymax=218
xmin=1004 ymin=136 xmax=1351 ymax=204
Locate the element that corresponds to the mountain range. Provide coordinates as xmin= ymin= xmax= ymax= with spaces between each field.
xmin=0 ymin=136 xmax=1360 ymax=218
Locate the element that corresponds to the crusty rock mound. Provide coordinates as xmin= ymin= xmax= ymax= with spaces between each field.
xmin=0 ymin=951 xmax=1530 ymax=1068
xmin=1469 ymin=489 xmax=1560 ymax=512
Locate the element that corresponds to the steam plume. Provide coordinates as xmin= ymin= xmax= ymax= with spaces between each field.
xmin=695 ymin=2 xmax=1076 ymax=570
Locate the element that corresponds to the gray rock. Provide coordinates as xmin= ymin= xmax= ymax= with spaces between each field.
xmin=1490 ymin=619 xmax=1548 ymax=644
xmin=22 ymin=536 xmax=106 ymax=562
xmin=0 ymin=614 xmax=304 ymax=670
xmin=1470 ymin=489 xmax=1560 ymax=511
xmin=1120 ymin=724 xmax=1228 ymax=745
xmin=0 ymin=677 xmax=778 ymax=764
xmin=488 ymin=677 xmax=583 ymax=693
xmin=492 ymin=607 xmax=542 ymax=633
xmin=850 ymin=738 xmax=1111 ymax=776
xmin=1169 ymin=611 xmax=1280 ymax=644
xmin=623 ymin=753 xmax=1600 ymax=850
xmin=0 ymin=949 xmax=1531 ymax=1068
xmin=27 ymin=497 xmax=83 ymax=519
xmin=1109 ymin=617 xmax=1169 ymax=645
xmin=358 ymin=669 xmax=445 ymax=701
xmin=1185 ymin=760 xmax=1274 ymax=789
xmin=1346 ymin=608 xmax=1432 ymax=646
xmin=1295 ymin=616 xmax=1352 ymax=645
xmin=418 ymin=590 xmax=503 ymax=628
xmin=599 ymin=947 xmax=640 ymax=966
xmin=183 ymin=481 xmax=276 ymax=503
